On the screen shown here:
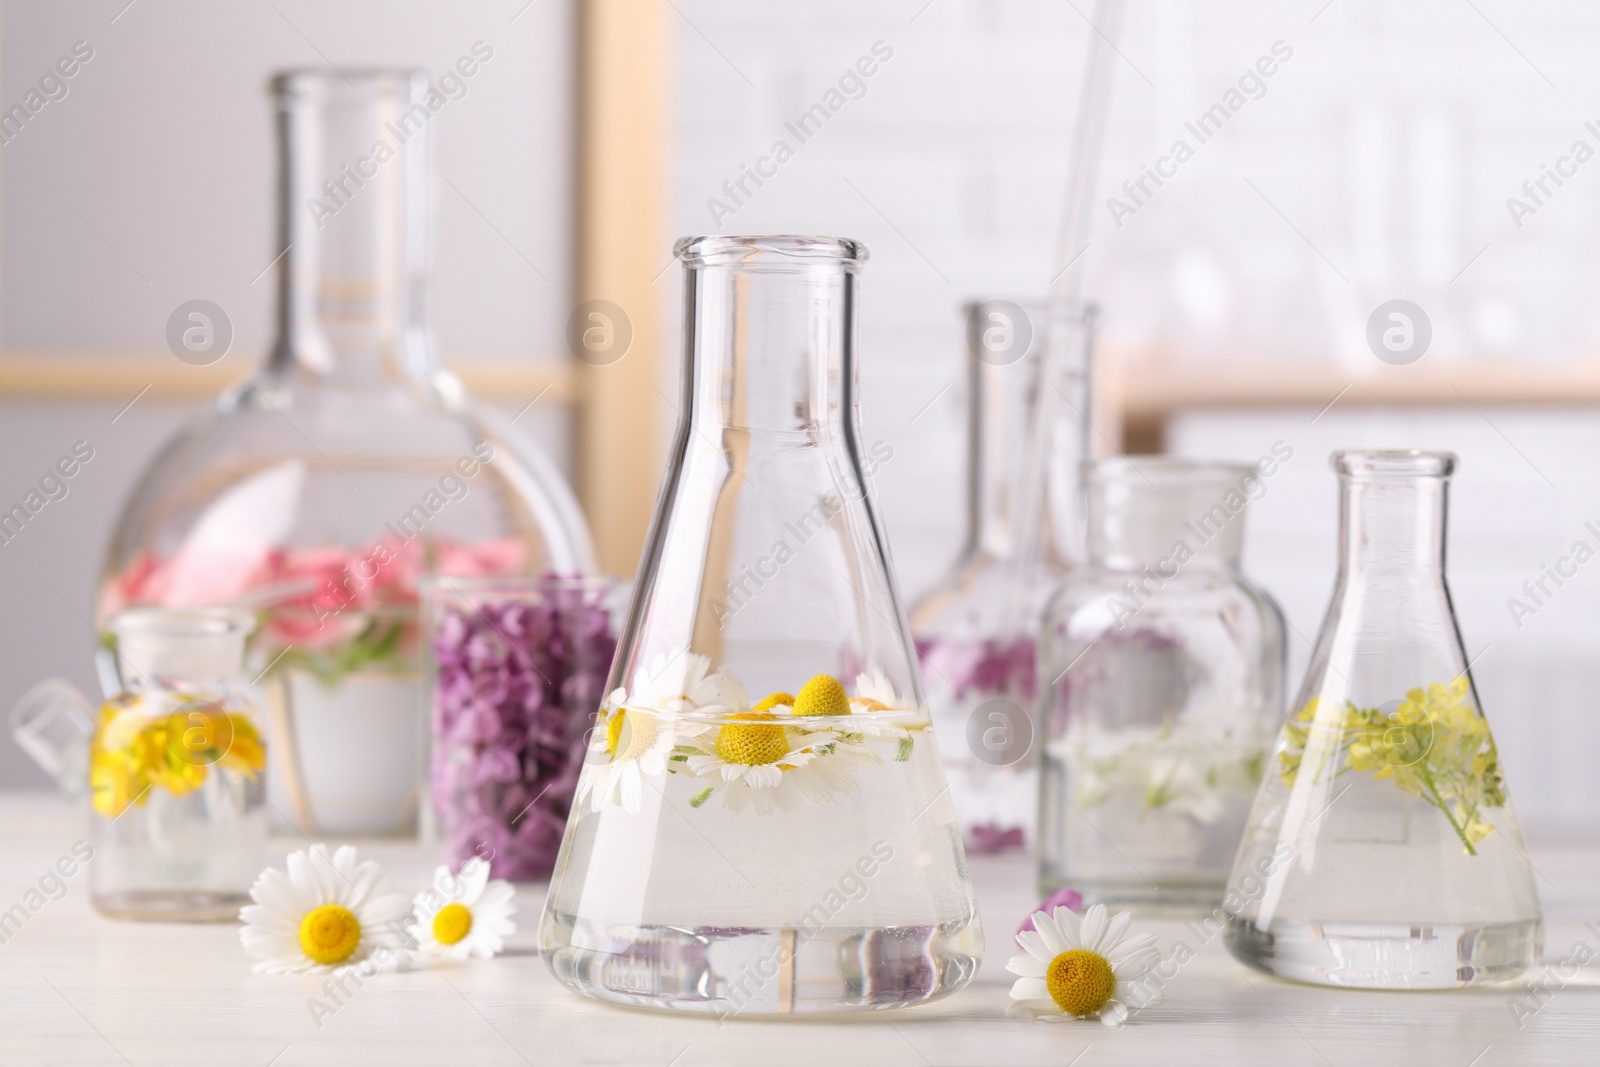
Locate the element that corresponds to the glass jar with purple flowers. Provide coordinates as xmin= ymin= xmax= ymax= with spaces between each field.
xmin=425 ymin=576 xmax=620 ymax=880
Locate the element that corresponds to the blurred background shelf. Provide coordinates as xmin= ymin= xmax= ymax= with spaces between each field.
xmin=0 ymin=352 xmax=574 ymax=402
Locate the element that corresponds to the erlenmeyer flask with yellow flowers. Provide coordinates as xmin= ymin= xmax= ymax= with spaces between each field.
xmin=1224 ymin=451 xmax=1541 ymax=987
xmin=10 ymin=608 xmax=266 ymax=920
xmin=537 ymin=235 xmax=982 ymax=1014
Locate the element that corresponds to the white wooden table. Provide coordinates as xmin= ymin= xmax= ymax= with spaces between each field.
xmin=1 ymin=792 xmax=1596 ymax=1066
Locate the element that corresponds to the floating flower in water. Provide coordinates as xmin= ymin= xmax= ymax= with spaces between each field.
xmin=848 ymin=669 xmax=906 ymax=713
xmin=240 ymin=845 xmax=411 ymax=975
xmin=1017 ymin=886 xmax=1083 ymax=935
xmin=576 ymin=704 xmax=689 ymax=814
xmin=1008 ymin=903 xmax=1160 ymax=1026
xmin=408 ymin=857 xmax=517 ymax=962
xmin=792 ymin=673 xmax=851 ymax=717
xmin=1277 ymin=678 xmax=1505 ymax=854
xmin=90 ymin=695 xmax=265 ymax=819
xmin=577 ymin=665 xmax=932 ymax=815
xmin=681 ymin=709 xmax=877 ymax=816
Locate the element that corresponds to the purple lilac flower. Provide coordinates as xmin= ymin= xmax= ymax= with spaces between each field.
xmin=1017 ymin=886 xmax=1083 ymax=936
xmin=430 ymin=574 xmax=618 ymax=881
xmin=916 ymin=635 xmax=1037 ymax=702
xmin=915 ymin=635 xmax=1039 ymax=854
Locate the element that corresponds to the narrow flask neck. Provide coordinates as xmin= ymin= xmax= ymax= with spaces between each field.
xmin=965 ymin=301 xmax=1093 ymax=562
xmin=680 ymin=244 xmax=860 ymax=434
xmin=1338 ymin=473 xmax=1449 ymax=580
xmin=269 ymin=70 xmax=434 ymax=388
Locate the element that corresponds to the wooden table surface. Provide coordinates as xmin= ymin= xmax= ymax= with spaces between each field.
xmin=1 ymin=792 xmax=1596 ymax=1066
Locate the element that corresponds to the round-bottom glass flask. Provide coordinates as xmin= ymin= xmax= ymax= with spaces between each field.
xmin=97 ymin=71 xmax=593 ymax=837
xmin=1225 ymin=452 xmax=1541 ymax=988
xmin=537 ymin=236 xmax=982 ymax=1015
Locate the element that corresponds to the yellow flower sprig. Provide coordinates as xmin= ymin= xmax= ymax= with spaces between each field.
xmin=1277 ymin=678 xmax=1504 ymax=855
xmin=90 ymin=695 xmax=266 ymax=819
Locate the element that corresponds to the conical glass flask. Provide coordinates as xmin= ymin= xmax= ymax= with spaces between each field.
xmin=1225 ymin=451 xmax=1541 ymax=988
xmin=538 ymin=235 xmax=982 ymax=1015
xmin=97 ymin=70 xmax=593 ymax=837
xmin=910 ymin=300 xmax=1095 ymax=855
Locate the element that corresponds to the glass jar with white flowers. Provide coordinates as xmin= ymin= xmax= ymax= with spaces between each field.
xmin=537 ymin=235 xmax=982 ymax=1015
xmin=1038 ymin=458 xmax=1286 ymax=912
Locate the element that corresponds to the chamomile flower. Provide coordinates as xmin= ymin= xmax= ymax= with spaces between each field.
xmin=683 ymin=714 xmax=878 ymax=815
xmin=239 ymin=844 xmax=411 ymax=975
xmin=1008 ymin=903 xmax=1161 ymax=1027
xmin=407 ymin=857 xmax=516 ymax=963
xmin=849 ymin=669 xmax=910 ymax=713
xmin=842 ymin=671 xmax=929 ymax=758
xmin=576 ymin=702 xmax=686 ymax=814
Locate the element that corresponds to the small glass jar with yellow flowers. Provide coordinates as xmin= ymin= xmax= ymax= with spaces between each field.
xmin=88 ymin=608 xmax=267 ymax=921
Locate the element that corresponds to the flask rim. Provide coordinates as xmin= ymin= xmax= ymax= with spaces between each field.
xmin=1333 ymin=449 xmax=1455 ymax=479
xmin=674 ymin=234 xmax=868 ymax=272
xmin=270 ymin=69 xmax=427 ymax=100
xmin=1085 ymin=456 xmax=1256 ymax=490
xmin=109 ymin=607 xmax=257 ymax=643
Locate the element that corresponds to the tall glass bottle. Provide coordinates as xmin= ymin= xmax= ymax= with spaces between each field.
xmin=99 ymin=70 xmax=593 ymax=836
xmin=1039 ymin=459 xmax=1285 ymax=910
xmin=1226 ymin=451 xmax=1541 ymax=987
xmin=539 ymin=236 xmax=982 ymax=1015
xmin=909 ymin=300 xmax=1094 ymax=853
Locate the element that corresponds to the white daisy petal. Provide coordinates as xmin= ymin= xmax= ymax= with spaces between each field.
xmin=1009 ymin=976 xmax=1049 ymax=1001
xmin=1098 ymin=1000 xmax=1129 ymax=1027
xmin=1050 ymin=904 xmax=1083 ymax=948
xmin=1015 ymin=929 xmax=1054 ymax=962
xmin=1077 ymin=904 xmax=1108 ymax=952
xmin=1105 ymin=932 xmax=1160 ymax=970
xmin=1099 ymin=909 xmax=1132 ymax=954
xmin=1007 ymin=952 xmax=1048 ymax=978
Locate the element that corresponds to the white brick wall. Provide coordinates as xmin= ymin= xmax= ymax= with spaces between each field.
xmin=670 ymin=0 xmax=1600 ymax=823
xmin=1169 ymin=407 xmax=1600 ymax=827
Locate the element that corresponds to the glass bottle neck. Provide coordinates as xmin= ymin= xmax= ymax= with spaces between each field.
xmin=1085 ymin=460 xmax=1250 ymax=571
xmin=679 ymin=238 xmax=862 ymax=434
xmin=111 ymin=609 xmax=253 ymax=693
xmin=964 ymin=301 xmax=1092 ymax=563
xmin=269 ymin=70 xmax=434 ymax=389
xmin=1337 ymin=474 xmax=1448 ymax=581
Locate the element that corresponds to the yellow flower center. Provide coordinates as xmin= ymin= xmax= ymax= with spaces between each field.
xmin=714 ymin=712 xmax=791 ymax=766
xmin=1046 ymin=949 xmax=1116 ymax=1016
xmin=854 ymin=697 xmax=889 ymax=711
xmin=298 ymin=904 xmax=362 ymax=966
xmin=605 ymin=709 xmax=657 ymax=760
xmin=752 ymin=691 xmax=795 ymax=712
xmin=792 ymin=674 xmax=850 ymax=717
xmin=432 ymin=902 xmax=474 ymax=945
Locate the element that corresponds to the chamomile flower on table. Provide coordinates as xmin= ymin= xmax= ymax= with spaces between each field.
xmin=1008 ymin=902 xmax=1161 ymax=1027
xmin=239 ymin=844 xmax=411 ymax=975
xmin=408 ymin=857 xmax=516 ymax=963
